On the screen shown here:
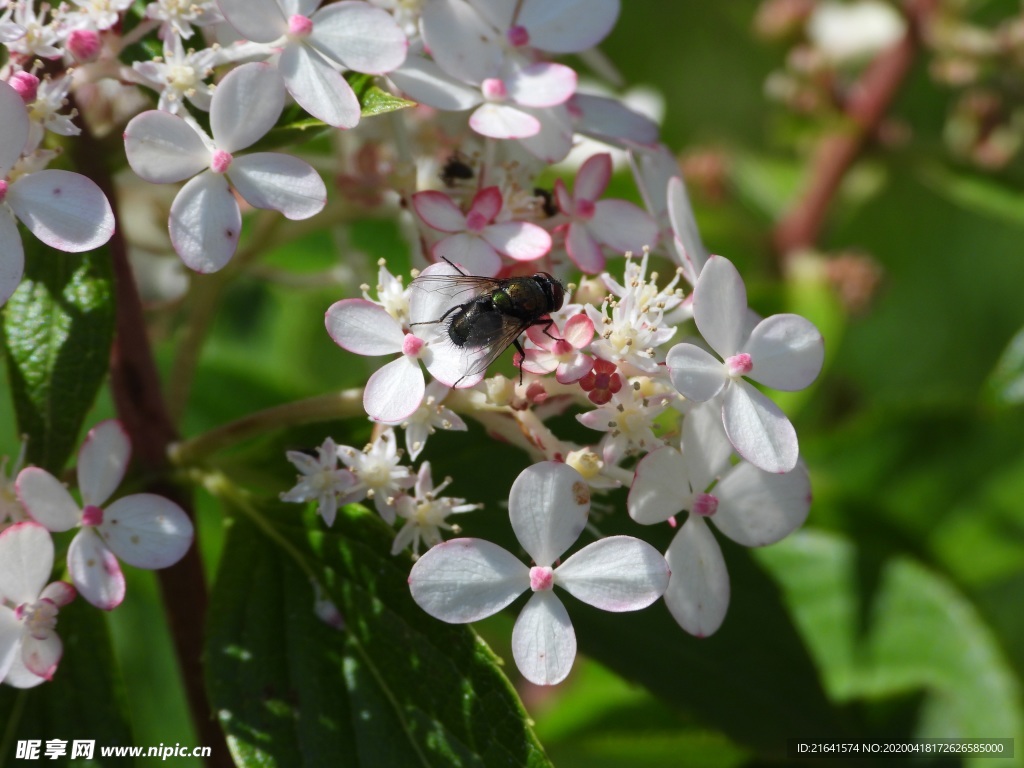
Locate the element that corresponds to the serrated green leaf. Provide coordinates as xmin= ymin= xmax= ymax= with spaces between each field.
xmin=206 ymin=504 xmax=552 ymax=768
xmin=0 ymin=599 xmax=134 ymax=767
xmin=1 ymin=244 xmax=114 ymax=472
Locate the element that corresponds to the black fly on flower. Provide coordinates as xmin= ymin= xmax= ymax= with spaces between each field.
xmin=409 ymin=258 xmax=565 ymax=386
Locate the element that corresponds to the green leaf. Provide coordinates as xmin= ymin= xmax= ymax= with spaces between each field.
xmin=206 ymin=503 xmax=552 ymax=768
xmin=348 ymin=73 xmax=416 ymax=117
xmin=984 ymin=324 xmax=1024 ymax=407
xmin=0 ymin=599 xmax=135 ymax=767
xmin=1 ymin=244 xmax=114 ymax=472
xmin=919 ymin=164 xmax=1024 ymax=229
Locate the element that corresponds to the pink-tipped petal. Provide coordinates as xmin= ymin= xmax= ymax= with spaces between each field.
xmin=469 ymin=103 xmax=540 ymax=140
xmin=512 ymin=591 xmax=575 ymax=686
xmin=713 ymin=461 xmax=810 ymax=547
xmin=77 ymin=420 xmax=130 ymax=508
xmin=280 ymin=42 xmax=361 ymax=129
xmin=468 ymin=186 xmax=503 ymax=223
xmin=664 ymin=516 xmax=729 ymax=637
xmin=421 ymin=0 xmax=501 ymax=83
xmin=517 ymin=0 xmax=620 ymax=53
xmin=743 ymin=314 xmax=824 ymax=392
xmin=7 ymin=171 xmax=114 ymax=252
xmin=555 ymin=353 xmax=593 ymax=384
xmin=0 ymin=209 xmax=24 ymax=306
xmin=2 ymin=651 xmax=48 ymax=688
xmin=588 ymin=199 xmax=659 ymax=254
xmin=409 ymin=538 xmax=529 ymax=622
xmin=412 ymin=190 xmax=467 ymax=232
xmin=722 ymin=381 xmax=799 ymax=474
xmin=99 ymin=494 xmax=193 ymax=569
xmin=565 ymin=222 xmax=605 ymax=274
xmin=168 ymin=171 xmax=241 ymax=273
xmin=325 ymin=298 xmax=404 ymax=355
xmin=506 ymin=62 xmax=576 ymax=108
xmin=363 ymin=356 xmax=425 ymax=422
xmin=627 ymin=447 xmax=691 ymax=525
xmin=665 ymin=342 xmax=726 ymax=402
xmin=218 ymin=0 xmax=288 ymax=42
xmin=555 ymin=535 xmax=669 ymax=611
xmin=574 ymin=153 xmax=612 ymax=203
xmin=21 ymin=631 xmax=61 ymax=680
xmin=67 ymin=529 xmax=125 ymax=610
xmin=483 ymin=222 xmax=551 ymax=261
xmin=433 ymin=233 xmax=502 ymax=277
xmin=694 ymin=255 xmax=748 ymax=358
xmin=509 ymin=462 xmax=589 ymax=567
xmin=228 ymin=153 xmax=326 ymax=220
xmin=0 ymin=82 xmax=29 ymax=177
xmin=309 ymin=1 xmax=407 ymax=74
xmin=562 ymin=314 xmax=595 ymax=348
xmin=0 ymin=522 xmax=54 ymax=602
xmin=123 ymin=110 xmax=210 ymax=184
xmin=16 ymin=470 xmax=81 ymax=533
xmin=211 ymin=62 xmax=285 ymax=152
xmin=39 ymin=581 xmax=76 ymax=607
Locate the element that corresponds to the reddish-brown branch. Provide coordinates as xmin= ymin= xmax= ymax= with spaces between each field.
xmin=71 ymin=128 xmax=231 ymax=767
xmin=773 ymin=0 xmax=936 ymax=257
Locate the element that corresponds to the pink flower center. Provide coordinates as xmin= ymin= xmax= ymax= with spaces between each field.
xmin=67 ymin=28 xmax=101 ymax=61
xmin=481 ymin=78 xmax=507 ymax=101
xmin=288 ymin=14 xmax=314 ymax=37
xmin=82 ymin=505 xmax=104 ymax=526
xmin=725 ymin=352 xmax=753 ymax=377
xmin=465 ymin=210 xmax=489 ymax=232
xmin=0 ymin=180 xmax=7 ymax=204
xmin=507 ymin=25 xmax=530 ymax=47
xmin=9 ymin=71 xmax=39 ymax=103
xmin=402 ymin=333 xmax=424 ymax=357
xmin=575 ymin=198 xmax=595 ymax=220
xmin=693 ymin=492 xmax=718 ymax=517
xmin=552 ymin=338 xmax=572 ymax=356
xmin=211 ymin=149 xmax=233 ymax=174
xmin=529 ymin=565 xmax=554 ymax=591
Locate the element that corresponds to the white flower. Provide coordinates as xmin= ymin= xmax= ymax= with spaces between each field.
xmin=280 ymin=438 xmax=358 ymax=527
xmin=123 ymin=62 xmax=327 ymax=273
xmin=16 ymin=420 xmax=194 ymax=610
xmin=66 ymin=0 xmax=132 ymax=32
xmin=665 ymin=255 xmax=824 ymax=473
xmin=2 ymin=2 xmax=61 ymax=59
xmin=24 ymin=73 xmax=80 ymax=150
xmin=145 ymin=0 xmax=223 ymax=39
xmin=0 ymin=522 xmax=75 ymax=688
xmin=390 ymin=461 xmax=480 ymax=556
xmin=337 ymin=429 xmax=415 ymax=523
xmin=378 ymin=380 xmax=467 ymax=460
xmin=0 ymin=81 xmax=115 ymax=307
xmin=628 ymin=403 xmax=811 ymax=636
xmin=409 ymin=461 xmax=669 ymax=685
xmin=132 ymin=33 xmax=220 ymax=113
xmin=807 ymin=0 xmax=905 ymax=64
xmin=361 ymin=260 xmax=411 ymax=326
xmin=577 ymin=380 xmax=672 ymax=465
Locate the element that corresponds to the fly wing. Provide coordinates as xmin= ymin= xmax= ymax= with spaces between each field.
xmin=459 ymin=315 xmax=529 ymax=379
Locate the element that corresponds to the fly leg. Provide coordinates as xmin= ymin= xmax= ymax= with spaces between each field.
xmin=513 ymin=337 xmax=527 ymax=385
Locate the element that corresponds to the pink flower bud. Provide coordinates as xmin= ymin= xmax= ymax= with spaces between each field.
xmin=67 ymin=29 xmax=102 ymax=62
xmin=507 ymin=25 xmax=530 ymax=47
xmin=8 ymin=71 xmax=39 ymax=103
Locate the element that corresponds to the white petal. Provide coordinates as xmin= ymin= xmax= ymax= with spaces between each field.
xmin=665 ymin=343 xmax=726 ymax=402
xmin=310 ymin=1 xmax=407 ymax=74
xmin=218 ymin=0 xmax=288 ymax=42
xmin=589 ymin=199 xmax=659 ymax=253
xmin=0 ymin=522 xmax=53 ymax=603
xmin=664 ymin=517 xmax=729 ymax=637
xmin=363 ymin=356 xmax=425 ymax=422
xmin=325 ymin=298 xmax=404 ymax=354
xmin=516 ymin=105 xmax=573 ymax=162
xmin=421 ymin=337 xmax=486 ymax=389
xmin=744 ymin=314 xmax=824 ymax=392
xmin=408 ymin=260 xmax=463 ymax=324
xmin=482 ymin=222 xmax=550 ymax=261
xmin=0 ymin=82 xmax=29 ymax=176
xmin=421 ymin=0 xmax=501 ymax=83
xmin=99 ymin=494 xmax=194 ymax=569
xmin=506 ymin=62 xmax=576 ymax=108
xmin=211 ymin=62 xmax=285 ymax=152
xmin=713 ymin=461 xmax=810 ymax=547
xmin=722 ymin=381 xmax=799 ymax=474
xmin=433 ymin=233 xmax=502 ymax=277
xmin=573 ymin=93 xmax=659 ymax=149
xmin=469 ymin=103 xmax=540 ymax=140
xmin=228 ymin=153 xmax=326 ymax=220
xmin=681 ymin=401 xmax=734 ymax=490
xmin=168 ymin=171 xmax=241 ymax=273
xmin=555 ymin=535 xmax=669 ymax=611
xmin=0 ymin=608 xmax=22 ymax=684
xmin=16 ymin=469 xmax=81 ymax=532
xmin=388 ymin=55 xmax=483 ymax=111
xmin=412 ymin=190 xmax=466 ymax=232
xmin=7 ymin=171 xmax=114 ymax=252
xmin=40 ymin=581 xmax=76 ymax=607
xmin=77 ymin=419 xmax=130 ymax=508
xmin=280 ymin=43 xmax=360 ymax=129
xmin=123 ymin=110 xmax=210 ymax=183
xmin=573 ymin=153 xmax=611 ymax=203
xmin=0 ymin=208 xmax=24 ymax=306
xmin=67 ymin=529 xmax=125 ymax=610
xmin=627 ymin=447 xmax=690 ymax=525
xmin=509 ymin=462 xmax=589 ymax=566
xmin=21 ymin=631 xmax=61 ymax=680
xmin=565 ymin=222 xmax=605 ymax=274
xmin=694 ymin=255 xmax=748 ymax=357
xmin=511 ymin=591 xmax=575 ymax=686
xmin=3 ymin=649 xmax=48 ymax=688
xmin=409 ymin=538 xmax=528 ymax=622
xmin=517 ymin=0 xmax=620 ymax=53
xmin=667 ymin=175 xmax=708 ymax=284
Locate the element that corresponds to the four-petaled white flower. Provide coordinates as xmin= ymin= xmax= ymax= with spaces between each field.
xmin=0 ymin=522 xmax=75 ymax=688
xmin=281 ymin=437 xmax=358 ymax=527
xmin=409 ymin=461 xmax=669 ymax=686
xmin=628 ymin=403 xmax=810 ymax=637
xmin=665 ymin=255 xmax=824 ymax=474
xmin=520 ymin=314 xmax=595 ymax=384
xmin=390 ymin=461 xmax=480 ymax=556
xmin=123 ymin=62 xmax=327 ymax=273
xmin=16 ymin=420 xmax=194 ymax=610
xmin=0 ymin=80 xmax=115 ymax=307
xmin=337 ymin=429 xmax=415 ymax=523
